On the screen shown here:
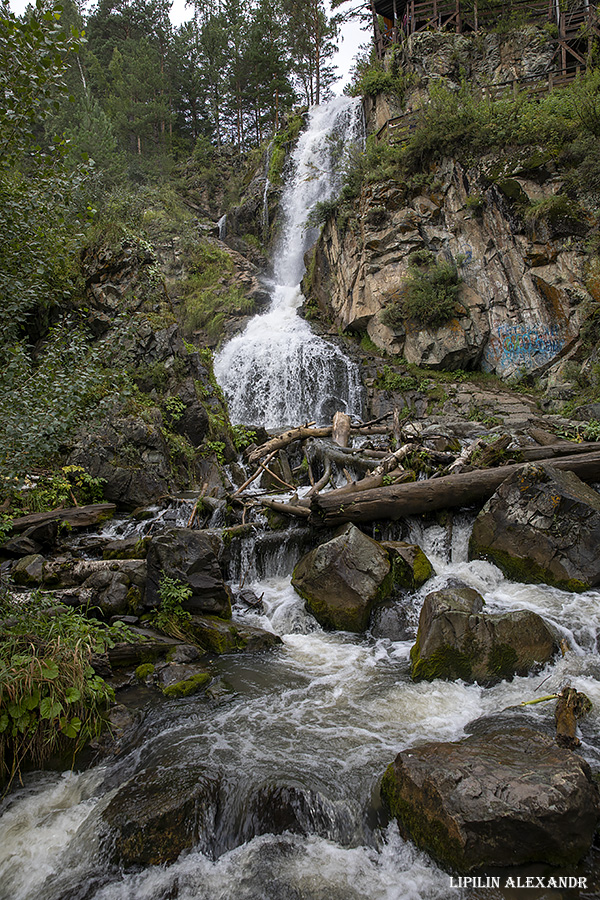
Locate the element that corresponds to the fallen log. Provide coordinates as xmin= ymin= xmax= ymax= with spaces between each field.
xmin=247 ymin=425 xmax=330 ymax=464
xmin=521 ymin=441 xmax=600 ymax=460
xmin=10 ymin=503 xmax=117 ymax=534
xmin=310 ymin=451 xmax=600 ymax=526
xmin=260 ymin=497 xmax=311 ymax=518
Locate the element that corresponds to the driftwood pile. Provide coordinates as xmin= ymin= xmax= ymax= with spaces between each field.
xmin=233 ymin=412 xmax=600 ymax=526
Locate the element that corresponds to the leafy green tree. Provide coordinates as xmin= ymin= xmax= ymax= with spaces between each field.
xmin=282 ymin=0 xmax=338 ymax=105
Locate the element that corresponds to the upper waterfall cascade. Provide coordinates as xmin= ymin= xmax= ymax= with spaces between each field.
xmin=214 ymin=97 xmax=365 ymax=428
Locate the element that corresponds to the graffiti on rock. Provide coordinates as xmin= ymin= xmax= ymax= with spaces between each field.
xmin=484 ymin=321 xmax=564 ymax=371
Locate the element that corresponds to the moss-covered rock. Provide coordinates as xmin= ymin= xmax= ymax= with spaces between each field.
xmin=381 ymin=541 xmax=435 ymax=590
xmin=187 ymin=615 xmax=282 ymax=655
xmin=469 ymin=464 xmax=600 ymax=592
xmin=162 ymin=671 xmax=211 ymax=698
xmin=410 ymin=584 xmax=558 ymax=685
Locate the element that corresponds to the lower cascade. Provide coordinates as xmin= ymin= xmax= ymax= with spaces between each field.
xmin=2 ymin=515 xmax=600 ymax=899
xmin=214 ymin=98 xmax=365 ymax=428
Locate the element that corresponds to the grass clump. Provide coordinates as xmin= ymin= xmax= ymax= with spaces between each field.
xmin=153 ymin=575 xmax=192 ymax=640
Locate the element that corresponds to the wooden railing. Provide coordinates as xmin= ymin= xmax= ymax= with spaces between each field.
xmin=377 ymin=0 xmax=600 ymax=52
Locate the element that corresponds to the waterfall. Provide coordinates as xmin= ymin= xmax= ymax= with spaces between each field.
xmin=214 ymin=97 xmax=365 ymax=428
xmin=217 ymin=214 xmax=227 ymax=241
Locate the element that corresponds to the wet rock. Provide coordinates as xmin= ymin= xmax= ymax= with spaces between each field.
xmin=381 ymin=724 xmax=600 ymax=871
xmin=369 ymin=599 xmax=414 ymax=641
xmin=11 ymin=553 xmax=45 ymax=586
xmin=240 ymin=784 xmax=355 ymax=847
xmin=146 ymin=527 xmax=232 ymax=617
xmin=187 ymin=615 xmax=282 ymax=655
xmin=102 ymin=763 xmax=222 ymax=866
xmin=380 ymin=541 xmax=435 ymax=590
xmin=103 ymin=536 xmax=149 ymax=559
xmin=410 ymin=584 xmax=558 ymax=685
xmin=469 ymin=463 xmax=600 ymax=591
xmin=157 ymin=664 xmax=211 ymax=697
xmin=291 ymin=523 xmax=398 ymax=632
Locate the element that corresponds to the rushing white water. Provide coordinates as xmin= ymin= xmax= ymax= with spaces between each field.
xmin=214 ymin=98 xmax=365 ymax=428
xmin=2 ymin=514 xmax=600 ymax=900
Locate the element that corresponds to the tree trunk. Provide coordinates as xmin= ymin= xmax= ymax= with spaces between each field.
xmin=331 ymin=412 xmax=351 ymax=447
xmin=310 ymin=451 xmax=600 ymax=526
xmin=10 ymin=503 xmax=117 ymax=534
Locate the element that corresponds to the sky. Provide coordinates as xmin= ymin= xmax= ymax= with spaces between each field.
xmin=8 ymin=0 xmax=368 ymax=92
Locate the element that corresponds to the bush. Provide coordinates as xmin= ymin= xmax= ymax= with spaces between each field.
xmin=154 ymin=575 xmax=192 ymax=639
xmin=0 ymin=587 xmax=133 ymax=785
xmin=383 ymin=257 xmax=462 ymax=328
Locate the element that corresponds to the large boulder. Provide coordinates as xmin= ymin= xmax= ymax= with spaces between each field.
xmin=469 ymin=463 xmax=600 ymax=591
xmin=410 ymin=584 xmax=558 ymax=685
xmin=146 ymin=528 xmax=231 ymax=618
xmin=187 ymin=614 xmax=283 ymax=655
xmin=291 ymin=524 xmax=414 ymax=632
xmin=381 ymin=722 xmax=600 ymax=871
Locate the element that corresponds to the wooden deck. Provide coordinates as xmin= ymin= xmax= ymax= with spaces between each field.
xmin=375 ymin=0 xmax=600 ymax=75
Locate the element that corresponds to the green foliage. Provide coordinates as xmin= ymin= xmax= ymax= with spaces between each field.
xmin=376 ymin=366 xmax=422 ymax=392
xmin=524 ymin=193 xmax=583 ymax=227
xmin=201 ymin=440 xmax=227 ymax=465
xmin=6 ymin=466 xmax=105 ymax=516
xmin=0 ymin=320 xmax=113 ymax=479
xmin=232 ymin=424 xmax=256 ymax=452
xmin=154 ymin=575 xmax=192 ymax=640
xmin=164 ymin=396 xmax=186 ymax=426
xmin=0 ymin=585 xmax=135 ymax=784
xmin=345 ymin=53 xmax=411 ymax=100
xmin=382 ymin=257 xmax=462 ymax=328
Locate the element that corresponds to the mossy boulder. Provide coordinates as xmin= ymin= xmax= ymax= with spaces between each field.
xmin=11 ymin=553 xmax=45 ymax=586
xmin=381 ymin=723 xmax=600 ymax=872
xmin=162 ymin=671 xmax=211 ymax=698
xmin=291 ymin=523 xmax=401 ymax=632
xmin=469 ymin=464 xmax=600 ymax=592
xmin=410 ymin=584 xmax=558 ymax=685
xmin=187 ymin=615 xmax=283 ymax=655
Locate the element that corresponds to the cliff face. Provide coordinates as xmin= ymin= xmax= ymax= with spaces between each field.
xmin=304 ymin=31 xmax=596 ymax=384
xmin=307 ymin=155 xmax=587 ymax=379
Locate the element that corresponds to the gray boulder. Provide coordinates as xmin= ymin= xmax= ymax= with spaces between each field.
xmin=410 ymin=584 xmax=558 ymax=685
xmin=146 ymin=528 xmax=231 ymax=618
xmin=381 ymin=723 xmax=600 ymax=871
xmin=469 ymin=463 xmax=600 ymax=591
xmin=291 ymin=523 xmax=395 ymax=632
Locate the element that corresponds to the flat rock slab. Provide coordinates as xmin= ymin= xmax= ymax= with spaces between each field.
xmin=381 ymin=724 xmax=600 ymax=872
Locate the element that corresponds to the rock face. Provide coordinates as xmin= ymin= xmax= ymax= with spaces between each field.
xmin=291 ymin=524 xmax=404 ymax=632
xmin=146 ymin=528 xmax=232 ymax=618
xmin=469 ymin=463 xmax=600 ymax=591
xmin=380 ymin=723 xmax=600 ymax=872
xmin=304 ymin=30 xmax=594 ymax=382
xmin=410 ymin=584 xmax=558 ymax=685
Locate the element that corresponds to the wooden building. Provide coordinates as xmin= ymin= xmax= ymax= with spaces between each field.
xmin=371 ymin=0 xmax=600 ymax=80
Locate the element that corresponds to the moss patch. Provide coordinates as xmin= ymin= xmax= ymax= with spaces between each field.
xmin=162 ymin=672 xmax=210 ymax=698
xmin=135 ymin=663 xmax=155 ymax=680
xmin=469 ymin=541 xmax=588 ymax=593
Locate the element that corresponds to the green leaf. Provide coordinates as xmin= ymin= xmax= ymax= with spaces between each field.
xmin=39 ymin=697 xmax=63 ymax=719
xmin=40 ymin=660 xmax=59 ymax=680
xmin=64 ymin=686 xmax=81 ymax=703
xmin=0 ymin=712 xmax=9 ymax=733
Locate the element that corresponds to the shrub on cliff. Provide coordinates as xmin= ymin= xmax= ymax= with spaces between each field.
xmin=383 ymin=253 xmax=462 ymax=328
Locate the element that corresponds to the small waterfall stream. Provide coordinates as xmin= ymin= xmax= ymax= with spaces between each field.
xmin=214 ymin=98 xmax=365 ymax=428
